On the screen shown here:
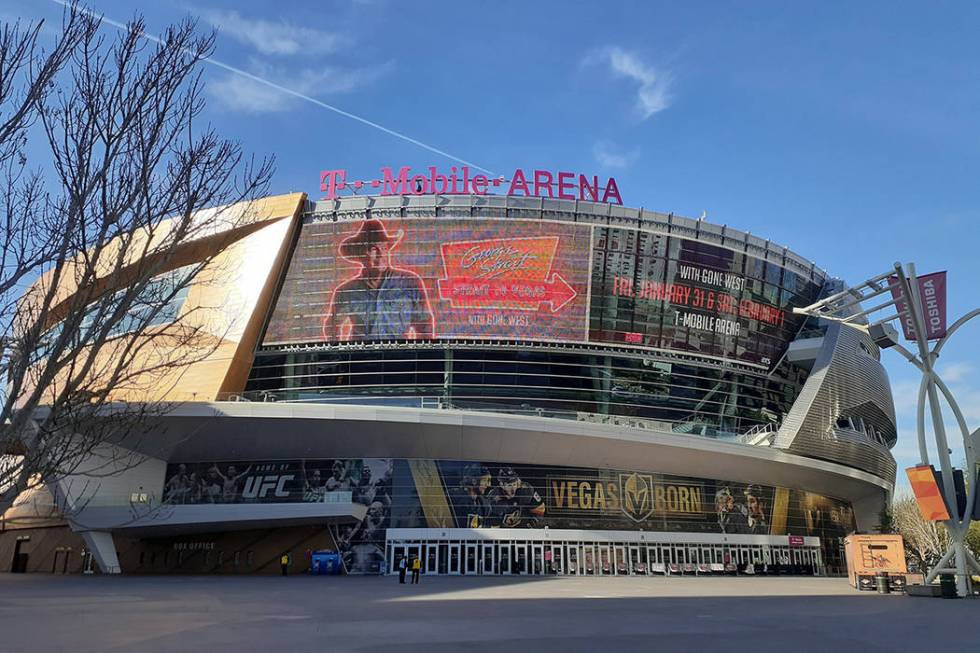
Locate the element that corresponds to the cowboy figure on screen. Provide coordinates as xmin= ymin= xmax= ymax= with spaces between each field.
xmin=322 ymin=219 xmax=435 ymax=341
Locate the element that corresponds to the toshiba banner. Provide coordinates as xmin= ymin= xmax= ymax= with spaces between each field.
xmin=889 ymin=271 xmax=947 ymax=341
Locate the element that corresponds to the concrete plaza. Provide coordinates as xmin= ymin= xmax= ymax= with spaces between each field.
xmin=0 ymin=574 xmax=975 ymax=652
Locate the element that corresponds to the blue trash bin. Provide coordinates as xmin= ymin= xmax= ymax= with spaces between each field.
xmin=311 ymin=550 xmax=342 ymax=575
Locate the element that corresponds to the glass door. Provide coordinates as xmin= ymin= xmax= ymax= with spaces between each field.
xmin=427 ymin=545 xmax=438 ymax=574
xmin=567 ymin=545 xmax=578 ymax=575
xmin=516 ymin=544 xmax=528 ymax=574
xmin=584 ymin=545 xmax=596 ymax=575
xmin=391 ymin=545 xmax=406 ymax=575
xmin=438 ymin=544 xmax=449 ymax=574
xmin=483 ymin=543 xmax=495 ymax=574
xmin=552 ymin=545 xmax=563 ymax=575
xmin=674 ymin=546 xmax=686 ymax=564
xmin=413 ymin=545 xmax=424 ymax=573
xmin=630 ymin=545 xmax=646 ymax=573
xmin=647 ymin=546 xmax=659 ymax=565
xmin=599 ymin=545 xmax=612 ymax=574
xmin=500 ymin=544 xmax=511 ymax=574
xmin=532 ymin=544 xmax=543 ymax=575
xmin=449 ymin=543 xmax=461 ymax=575
xmin=465 ymin=544 xmax=477 ymax=575
xmin=613 ymin=545 xmax=627 ymax=575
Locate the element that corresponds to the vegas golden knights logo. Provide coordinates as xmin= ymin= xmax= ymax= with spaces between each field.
xmin=620 ymin=473 xmax=655 ymax=522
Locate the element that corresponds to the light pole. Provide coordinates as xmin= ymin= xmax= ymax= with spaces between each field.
xmin=793 ymin=262 xmax=980 ymax=597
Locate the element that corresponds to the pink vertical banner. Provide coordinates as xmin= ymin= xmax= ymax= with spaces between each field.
xmin=888 ymin=271 xmax=947 ymax=341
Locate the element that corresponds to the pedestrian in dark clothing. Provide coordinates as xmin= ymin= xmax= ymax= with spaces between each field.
xmin=398 ymin=556 xmax=407 ymax=584
xmin=280 ymin=553 xmax=289 ymax=577
xmin=411 ymin=556 xmax=421 ymax=584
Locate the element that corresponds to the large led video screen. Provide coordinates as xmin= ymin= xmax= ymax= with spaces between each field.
xmin=588 ymin=229 xmax=819 ymax=367
xmin=264 ymin=216 xmax=822 ymax=369
xmin=263 ymin=217 xmax=592 ymax=345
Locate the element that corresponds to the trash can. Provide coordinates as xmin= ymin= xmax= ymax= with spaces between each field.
xmin=939 ymin=574 xmax=958 ymax=598
xmin=857 ymin=575 xmax=876 ymax=591
xmin=875 ymin=572 xmax=890 ymax=594
xmin=888 ymin=575 xmax=907 ymax=594
xmin=311 ymin=550 xmax=342 ymax=575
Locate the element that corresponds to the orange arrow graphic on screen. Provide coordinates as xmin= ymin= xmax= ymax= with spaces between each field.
xmin=437 ymin=236 xmax=577 ymax=312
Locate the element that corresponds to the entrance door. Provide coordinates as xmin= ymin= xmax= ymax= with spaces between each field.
xmin=449 ymin=544 xmax=461 ymax=575
xmin=613 ymin=545 xmax=627 ymax=575
xmin=629 ymin=545 xmax=645 ymax=573
xmin=390 ymin=545 xmax=403 ymax=575
xmin=599 ymin=545 xmax=612 ymax=575
xmin=500 ymin=544 xmax=511 ymax=574
xmin=532 ymin=544 xmax=543 ymax=575
xmin=567 ymin=546 xmax=578 ymax=575
xmin=551 ymin=545 xmax=563 ymax=575
xmin=438 ymin=544 xmax=449 ymax=574
xmin=11 ymin=540 xmax=29 ymax=573
xmin=427 ymin=545 xmax=438 ymax=574
xmin=465 ymin=544 xmax=477 ymax=575
xmin=483 ymin=544 xmax=495 ymax=574
xmin=583 ymin=545 xmax=594 ymax=575
xmin=412 ymin=545 xmax=424 ymax=573
xmin=515 ymin=544 xmax=528 ymax=574
xmin=647 ymin=546 xmax=659 ymax=566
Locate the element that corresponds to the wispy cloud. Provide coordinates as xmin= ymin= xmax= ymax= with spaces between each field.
xmin=199 ymin=9 xmax=349 ymax=56
xmin=209 ymin=59 xmax=393 ymax=114
xmin=592 ymin=140 xmax=639 ymax=169
xmin=586 ymin=47 xmax=672 ymax=120
xmin=939 ymin=362 xmax=972 ymax=384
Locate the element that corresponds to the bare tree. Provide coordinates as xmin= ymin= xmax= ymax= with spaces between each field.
xmin=891 ymin=495 xmax=951 ymax=573
xmin=0 ymin=3 xmax=273 ymax=513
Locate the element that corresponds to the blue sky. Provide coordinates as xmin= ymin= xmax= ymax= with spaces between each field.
xmin=11 ymin=0 xmax=980 ymax=491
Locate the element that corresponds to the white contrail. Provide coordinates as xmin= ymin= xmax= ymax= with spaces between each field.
xmin=49 ymin=0 xmax=496 ymax=176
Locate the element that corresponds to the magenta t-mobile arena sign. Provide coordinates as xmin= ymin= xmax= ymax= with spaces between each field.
xmin=320 ymin=166 xmax=623 ymax=205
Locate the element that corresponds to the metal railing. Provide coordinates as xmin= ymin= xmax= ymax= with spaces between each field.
xmin=203 ymin=391 xmax=781 ymax=448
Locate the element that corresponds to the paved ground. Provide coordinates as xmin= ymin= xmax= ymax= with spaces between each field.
xmin=0 ymin=574 xmax=976 ymax=652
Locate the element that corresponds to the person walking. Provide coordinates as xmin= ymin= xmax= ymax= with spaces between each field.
xmin=411 ymin=556 xmax=421 ymax=584
xmin=398 ymin=556 xmax=407 ymax=584
xmin=280 ymin=552 xmax=289 ymax=577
